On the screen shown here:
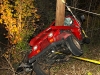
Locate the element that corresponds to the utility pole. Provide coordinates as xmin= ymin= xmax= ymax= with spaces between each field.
xmin=55 ymin=0 xmax=66 ymax=26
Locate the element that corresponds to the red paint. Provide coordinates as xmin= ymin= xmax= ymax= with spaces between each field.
xmin=28 ymin=15 xmax=83 ymax=58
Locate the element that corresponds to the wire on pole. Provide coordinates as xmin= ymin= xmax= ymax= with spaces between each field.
xmin=66 ymin=5 xmax=100 ymax=16
xmin=63 ymin=2 xmax=100 ymax=16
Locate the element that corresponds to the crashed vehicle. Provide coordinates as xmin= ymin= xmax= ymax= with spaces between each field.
xmin=16 ymin=14 xmax=90 ymax=75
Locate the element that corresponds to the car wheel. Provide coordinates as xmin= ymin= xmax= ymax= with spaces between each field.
xmin=33 ymin=62 xmax=50 ymax=75
xmin=66 ymin=35 xmax=83 ymax=56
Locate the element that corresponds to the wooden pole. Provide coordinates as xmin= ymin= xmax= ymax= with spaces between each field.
xmin=55 ymin=0 xmax=66 ymax=26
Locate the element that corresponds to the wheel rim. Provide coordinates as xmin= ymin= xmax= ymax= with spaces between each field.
xmin=72 ymin=37 xmax=81 ymax=49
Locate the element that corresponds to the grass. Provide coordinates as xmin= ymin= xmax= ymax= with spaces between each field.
xmin=50 ymin=45 xmax=100 ymax=75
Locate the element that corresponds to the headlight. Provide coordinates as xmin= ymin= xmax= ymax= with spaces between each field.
xmin=64 ymin=17 xmax=73 ymax=26
xmin=48 ymin=32 xmax=53 ymax=38
xmin=33 ymin=45 xmax=38 ymax=50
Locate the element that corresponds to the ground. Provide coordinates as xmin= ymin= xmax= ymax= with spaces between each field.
xmin=50 ymin=45 xmax=100 ymax=75
xmin=0 ymin=45 xmax=100 ymax=75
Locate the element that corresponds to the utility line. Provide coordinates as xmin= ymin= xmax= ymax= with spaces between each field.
xmin=61 ymin=0 xmax=100 ymax=16
xmin=65 ymin=4 xmax=100 ymax=16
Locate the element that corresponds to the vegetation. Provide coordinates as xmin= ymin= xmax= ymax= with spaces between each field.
xmin=0 ymin=0 xmax=40 ymax=74
xmin=0 ymin=0 xmax=40 ymax=44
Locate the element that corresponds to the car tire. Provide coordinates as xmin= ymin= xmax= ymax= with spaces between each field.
xmin=33 ymin=62 xmax=48 ymax=75
xmin=66 ymin=35 xmax=83 ymax=56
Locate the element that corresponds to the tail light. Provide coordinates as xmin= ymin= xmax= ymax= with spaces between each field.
xmin=48 ymin=32 xmax=54 ymax=43
xmin=28 ymin=45 xmax=40 ymax=58
xmin=33 ymin=45 xmax=38 ymax=51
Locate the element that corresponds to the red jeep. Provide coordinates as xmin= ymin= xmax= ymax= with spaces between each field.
xmin=28 ymin=15 xmax=83 ymax=62
xmin=16 ymin=15 xmax=90 ymax=75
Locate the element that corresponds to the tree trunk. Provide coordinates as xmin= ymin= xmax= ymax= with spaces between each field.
xmin=55 ymin=0 xmax=66 ymax=26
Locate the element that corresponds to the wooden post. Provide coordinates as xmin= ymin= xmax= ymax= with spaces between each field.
xmin=55 ymin=0 xmax=66 ymax=26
